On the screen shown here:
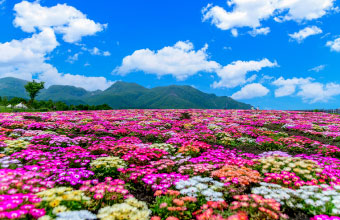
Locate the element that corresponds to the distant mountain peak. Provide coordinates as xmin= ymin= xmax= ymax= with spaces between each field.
xmin=0 ymin=77 xmax=252 ymax=109
xmin=105 ymin=81 xmax=148 ymax=93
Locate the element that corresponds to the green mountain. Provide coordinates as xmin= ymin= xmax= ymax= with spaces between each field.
xmin=38 ymin=85 xmax=89 ymax=105
xmin=0 ymin=77 xmax=29 ymax=98
xmin=0 ymin=77 xmax=252 ymax=109
xmin=85 ymin=81 xmax=150 ymax=108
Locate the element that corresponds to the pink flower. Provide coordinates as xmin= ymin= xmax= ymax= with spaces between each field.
xmin=166 ymin=217 xmax=180 ymax=220
xmin=94 ymin=193 xmax=104 ymax=200
xmin=160 ymin=202 xmax=167 ymax=208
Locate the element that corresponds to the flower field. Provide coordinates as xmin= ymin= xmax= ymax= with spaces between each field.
xmin=1 ymin=110 xmax=340 ymax=220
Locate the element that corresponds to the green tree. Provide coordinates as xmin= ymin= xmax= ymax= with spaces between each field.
xmin=24 ymin=80 xmax=45 ymax=103
xmin=46 ymin=100 xmax=54 ymax=109
xmin=55 ymin=101 xmax=69 ymax=111
xmin=2 ymin=97 xmax=8 ymax=106
xmin=9 ymin=97 xmax=26 ymax=105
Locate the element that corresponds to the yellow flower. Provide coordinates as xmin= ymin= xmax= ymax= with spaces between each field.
xmin=62 ymin=195 xmax=70 ymax=200
xmin=293 ymin=168 xmax=301 ymax=173
xmin=49 ymin=199 xmax=61 ymax=208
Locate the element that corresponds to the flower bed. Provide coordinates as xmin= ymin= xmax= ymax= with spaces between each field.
xmin=0 ymin=109 xmax=340 ymax=219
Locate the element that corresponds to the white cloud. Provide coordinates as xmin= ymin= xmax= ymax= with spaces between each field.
xmin=82 ymin=46 xmax=111 ymax=56
xmin=103 ymin=51 xmax=111 ymax=56
xmin=114 ymin=41 xmax=220 ymax=80
xmin=231 ymin=29 xmax=239 ymax=37
xmin=326 ymin=38 xmax=340 ymax=52
xmin=298 ymin=82 xmax=340 ymax=103
xmin=56 ymin=19 xmax=104 ymax=43
xmin=202 ymin=1 xmax=276 ymax=31
xmin=202 ymin=0 xmax=335 ymax=35
xmin=308 ymin=64 xmax=326 ymax=72
xmin=223 ymin=46 xmax=232 ymax=50
xmin=231 ymin=83 xmax=269 ymax=99
xmin=38 ymin=64 xmax=114 ymax=91
xmin=246 ymin=74 xmax=257 ymax=83
xmin=0 ymin=28 xmax=58 ymax=78
xmin=0 ymin=1 xmax=113 ymax=91
xmin=91 ymin=47 xmax=100 ymax=55
xmin=66 ymin=52 xmax=82 ymax=63
xmin=0 ymin=30 xmax=114 ymax=90
xmin=248 ymin=27 xmax=270 ymax=37
xmin=0 ymin=0 xmax=5 ymax=9
xmin=276 ymin=0 xmax=335 ymax=21
xmin=272 ymin=77 xmax=312 ymax=97
xmin=273 ymin=76 xmax=340 ymax=103
xmin=259 ymin=74 xmax=274 ymax=83
xmin=212 ymin=58 xmax=278 ymax=88
xmin=289 ymin=26 xmax=322 ymax=43
xmin=14 ymin=1 xmax=105 ymax=43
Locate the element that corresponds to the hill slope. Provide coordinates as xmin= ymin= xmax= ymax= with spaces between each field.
xmin=0 ymin=77 xmax=29 ymax=98
xmin=0 ymin=77 xmax=252 ymax=109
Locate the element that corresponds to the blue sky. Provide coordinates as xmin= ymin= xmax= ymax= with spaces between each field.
xmin=0 ymin=0 xmax=339 ymax=109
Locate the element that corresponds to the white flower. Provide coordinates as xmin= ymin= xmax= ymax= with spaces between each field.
xmin=320 ymin=196 xmax=331 ymax=202
xmin=333 ymin=208 xmax=340 ymax=215
xmin=296 ymin=203 xmax=304 ymax=209
xmin=196 ymin=183 xmax=208 ymax=190
xmin=56 ymin=210 xmax=96 ymax=220
xmin=305 ymin=199 xmax=315 ymax=206
xmin=315 ymin=200 xmax=325 ymax=207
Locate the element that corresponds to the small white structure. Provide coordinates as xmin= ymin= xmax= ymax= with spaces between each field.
xmin=6 ymin=104 xmax=12 ymax=108
xmin=14 ymin=103 xmax=28 ymax=109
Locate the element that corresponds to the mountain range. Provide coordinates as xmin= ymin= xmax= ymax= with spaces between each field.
xmin=0 ymin=77 xmax=252 ymax=109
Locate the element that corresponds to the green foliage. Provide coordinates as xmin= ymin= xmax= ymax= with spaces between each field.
xmin=24 ymin=80 xmax=45 ymax=102
xmin=23 ymin=115 xmax=43 ymax=121
xmin=9 ymin=97 xmax=26 ymax=105
xmin=0 ymin=96 xmax=112 ymax=112
xmin=179 ymin=112 xmax=191 ymax=120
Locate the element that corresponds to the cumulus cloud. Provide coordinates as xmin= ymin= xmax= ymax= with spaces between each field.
xmin=273 ymin=77 xmax=340 ymax=103
xmin=308 ymin=64 xmax=326 ymax=72
xmin=298 ymin=82 xmax=340 ymax=103
xmin=202 ymin=1 xmax=276 ymax=31
xmin=212 ymin=58 xmax=278 ymax=88
xmin=202 ymin=0 xmax=335 ymax=35
xmin=38 ymin=64 xmax=114 ymax=91
xmin=0 ymin=1 xmax=113 ymax=91
xmin=272 ymin=77 xmax=312 ymax=97
xmin=289 ymin=26 xmax=322 ymax=43
xmin=231 ymin=83 xmax=269 ymax=99
xmin=248 ymin=27 xmax=271 ymax=37
xmin=14 ymin=1 xmax=105 ymax=43
xmin=114 ymin=41 xmax=220 ymax=80
xmin=0 ymin=28 xmax=58 ymax=78
xmin=326 ymin=38 xmax=340 ymax=52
